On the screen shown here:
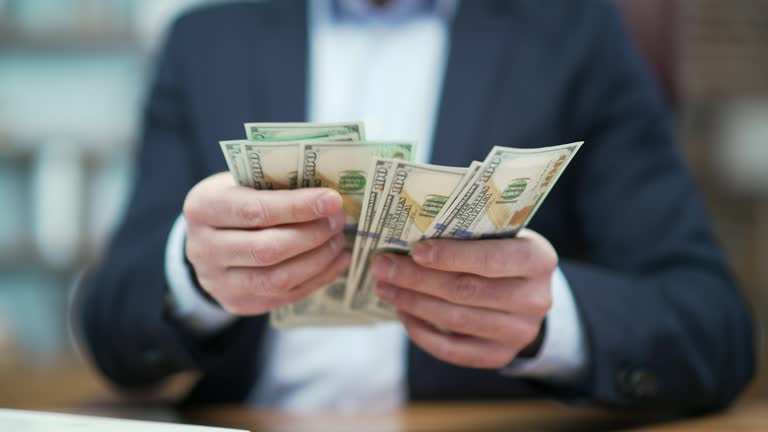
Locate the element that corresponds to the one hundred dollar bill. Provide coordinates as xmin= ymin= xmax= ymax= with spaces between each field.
xmin=298 ymin=141 xmax=414 ymax=235
xmin=348 ymin=158 xmax=395 ymax=288
xmin=411 ymin=161 xmax=483 ymax=241
xmin=220 ymin=122 xmax=584 ymax=328
xmin=221 ymin=129 xmax=359 ymax=188
xmin=347 ymin=160 xmax=468 ymax=315
xmin=244 ymin=122 xmax=365 ymax=142
xmin=240 ymin=142 xmax=300 ymax=190
xmin=235 ymin=122 xmax=365 ymax=325
xmin=294 ymin=142 xmax=414 ymax=321
xmin=426 ymin=142 xmax=582 ymax=240
xmin=238 ymin=133 xmax=358 ymax=190
xmin=219 ymin=140 xmax=253 ymax=187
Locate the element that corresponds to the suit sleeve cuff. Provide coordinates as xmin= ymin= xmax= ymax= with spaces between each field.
xmin=501 ymin=266 xmax=589 ymax=382
xmin=165 ymin=214 xmax=236 ymax=334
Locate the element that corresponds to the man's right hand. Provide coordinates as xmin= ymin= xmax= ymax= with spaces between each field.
xmin=182 ymin=172 xmax=349 ymax=316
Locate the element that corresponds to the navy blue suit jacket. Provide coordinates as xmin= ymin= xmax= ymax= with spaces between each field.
xmin=78 ymin=0 xmax=754 ymax=412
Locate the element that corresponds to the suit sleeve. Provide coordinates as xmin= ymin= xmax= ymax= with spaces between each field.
xmin=558 ymin=1 xmax=755 ymax=412
xmin=75 ymin=17 xmax=261 ymax=393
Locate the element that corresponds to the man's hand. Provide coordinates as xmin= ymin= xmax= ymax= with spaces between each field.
xmin=183 ymin=173 xmax=350 ymax=316
xmin=371 ymin=229 xmax=557 ymax=369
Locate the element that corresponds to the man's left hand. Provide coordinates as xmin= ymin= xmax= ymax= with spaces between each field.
xmin=371 ymin=229 xmax=558 ymax=369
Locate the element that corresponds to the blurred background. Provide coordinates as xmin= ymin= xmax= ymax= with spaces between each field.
xmin=0 ymin=0 xmax=765 ymax=408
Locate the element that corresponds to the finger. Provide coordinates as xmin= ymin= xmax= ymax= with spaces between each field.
xmin=217 ymin=252 xmax=351 ymax=316
xmin=197 ymin=211 xmax=346 ymax=267
xmin=372 ymin=254 xmax=539 ymax=312
xmin=224 ymin=233 xmax=346 ymax=296
xmin=288 ymin=251 xmax=352 ymax=301
xmin=185 ymin=184 xmax=343 ymax=228
xmin=399 ymin=312 xmax=516 ymax=369
xmin=410 ymin=230 xmax=558 ymax=278
xmin=377 ymin=282 xmax=535 ymax=346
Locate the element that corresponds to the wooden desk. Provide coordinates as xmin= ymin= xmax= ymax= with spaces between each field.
xmin=58 ymin=399 xmax=768 ymax=432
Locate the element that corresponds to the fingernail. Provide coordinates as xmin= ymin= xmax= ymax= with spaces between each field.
xmin=412 ymin=242 xmax=435 ymax=264
xmin=316 ymin=190 xmax=341 ymax=215
xmin=376 ymin=282 xmax=396 ymax=303
xmin=371 ymin=255 xmax=394 ymax=281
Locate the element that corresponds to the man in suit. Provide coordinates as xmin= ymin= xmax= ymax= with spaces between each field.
xmin=77 ymin=0 xmax=755 ymax=413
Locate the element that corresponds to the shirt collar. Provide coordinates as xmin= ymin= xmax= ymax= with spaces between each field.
xmin=332 ymin=0 xmax=457 ymax=23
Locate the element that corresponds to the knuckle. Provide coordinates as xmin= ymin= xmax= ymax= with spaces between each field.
xmin=241 ymin=269 xmax=269 ymax=294
xmin=291 ymin=198 xmax=312 ymax=221
xmin=393 ymin=259 xmax=413 ymax=286
xmin=309 ymin=222 xmax=329 ymax=246
xmin=260 ymin=269 xmax=290 ymax=294
xmin=532 ymin=289 xmax=553 ymax=316
xmin=248 ymin=241 xmax=280 ymax=266
xmin=185 ymin=239 xmax=209 ymax=265
xmin=453 ymin=274 xmax=482 ymax=303
xmin=485 ymin=245 xmax=510 ymax=276
xmin=519 ymin=243 xmax=535 ymax=269
xmin=238 ymin=198 xmax=270 ymax=226
xmin=183 ymin=194 xmax=208 ymax=225
xmin=538 ymin=246 xmax=559 ymax=274
xmin=431 ymin=243 xmax=451 ymax=268
xmin=446 ymin=307 xmax=470 ymax=329
xmin=312 ymin=221 xmax=338 ymax=249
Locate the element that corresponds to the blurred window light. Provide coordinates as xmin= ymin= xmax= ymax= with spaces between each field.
xmin=0 ymin=159 xmax=28 ymax=257
xmin=134 ymin=0 xmax=242 ymax=53
xmin=0 ymin=54 xmax=144 ymax=147
xmin=716 ymin=99 xmax=768 ymax=195
xmin=85 ymin=155 xmax=133 ymax=257
xmin=0 ymin=0 xmax=135 ymax=36
xmin=32 ymin=141 xmax=82 ymax=270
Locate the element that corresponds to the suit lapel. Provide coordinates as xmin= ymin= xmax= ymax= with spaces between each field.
xmin=253 ymin=0 xmax=308 ymax=122
xmin=430 ymin=1 xmax=512 ymax=166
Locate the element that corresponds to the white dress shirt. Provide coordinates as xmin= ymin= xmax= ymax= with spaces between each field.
xmin=165 ymin=0 xmax=588 ymax=412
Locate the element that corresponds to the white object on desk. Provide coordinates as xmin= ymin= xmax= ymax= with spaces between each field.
xmin=0 ymin=409 xmax=247 ymax=432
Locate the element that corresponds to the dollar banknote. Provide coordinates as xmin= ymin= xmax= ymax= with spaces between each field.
xmin=425 ymin=142 xmax=582 ymax=240
xmin=419 ymin=161 xmax=482 ymax=239
xmin=219 ymin=140 xmax=253 ymax=187
xmin=348 ymin=158 xmax=395 ymax=286
xmin=347 ymin=160 xmax=469 ymax=316
xmin=298 ymin=141 xmax=414 ymax=235
xmin=289 ymin=142 xmax=414 ymax=324
xmin=238 ymin=133 xmax=359 ymax=190
xmin=239 ymin=141 xmax=300 ymax=190
xmin=244 ymin=122 xmax=365 ymax=142
xmin=230 ymin=122 xmax=366 ymax=326
xmin=220 ymin=121 xmax=583 ymax=328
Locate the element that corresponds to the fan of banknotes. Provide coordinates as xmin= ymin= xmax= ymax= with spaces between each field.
xmin=219 ymin=122 xmax=582 ymax=328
